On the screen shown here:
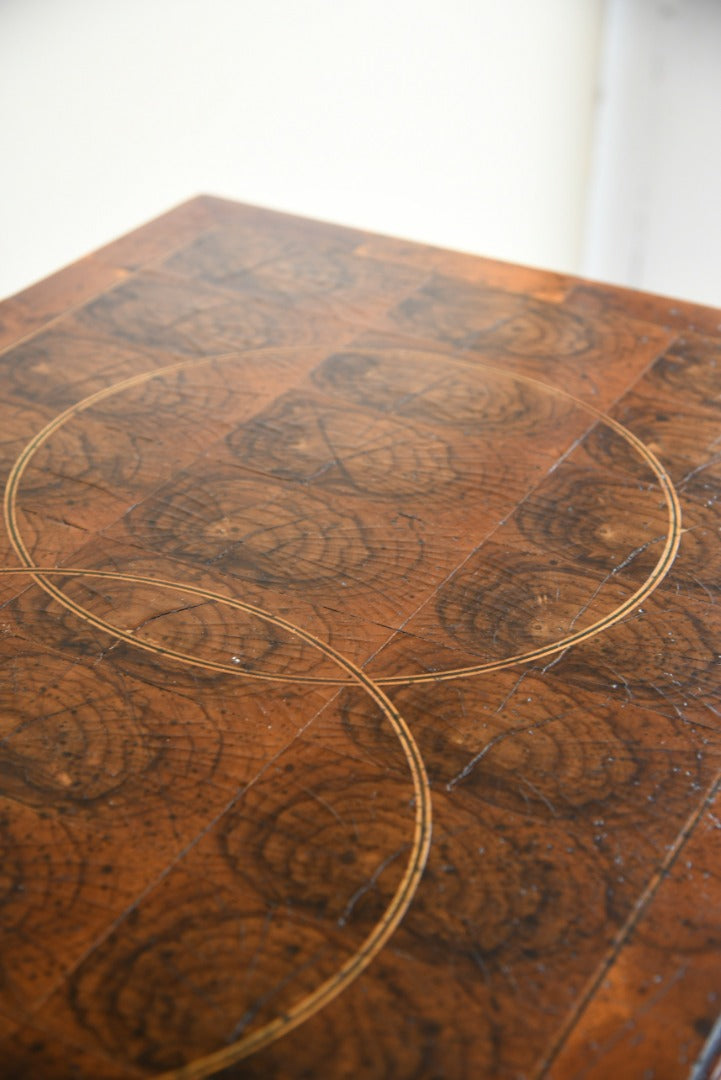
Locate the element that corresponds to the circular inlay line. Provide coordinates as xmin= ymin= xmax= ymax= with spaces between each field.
xmin=2 ymin=351 xmax=682 ymax=687
xmin=0 ymin=347 xmax=683 ymax=1077
xmin=0 ymin=568 xmax=431 ymax=1078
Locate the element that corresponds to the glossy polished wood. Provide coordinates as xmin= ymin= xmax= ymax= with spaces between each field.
xmin=1 ymin=197 xmax=721 ymax=1080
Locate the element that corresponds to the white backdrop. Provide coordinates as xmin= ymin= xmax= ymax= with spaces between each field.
xmin=4 ymin=1 xmax=720 ymax=308
xmin=0 ymin=0 xmax=603 ymax=299
xmin=582 ymin=0 xmax=721 ymax=308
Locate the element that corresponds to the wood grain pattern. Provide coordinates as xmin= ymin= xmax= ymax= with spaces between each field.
xmin=1 ymin=196 xmax=720 ymax=1079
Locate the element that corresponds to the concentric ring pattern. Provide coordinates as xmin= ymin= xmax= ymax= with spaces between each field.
xmin=1 ymin=341 xmax=681 ymax=1078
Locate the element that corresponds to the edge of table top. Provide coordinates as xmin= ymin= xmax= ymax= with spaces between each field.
xmin=2 ymin=195 xmax=720 ymax=362
xmin=3 ymin=195 xmax=721 ymax=1080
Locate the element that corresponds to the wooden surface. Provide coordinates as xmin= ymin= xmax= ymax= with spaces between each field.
xmin=1 ymin=197 xmax=721 ymax=1080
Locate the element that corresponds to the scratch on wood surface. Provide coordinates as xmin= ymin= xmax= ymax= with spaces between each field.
xmin=446 ymin=713 xmax=566 ymax=792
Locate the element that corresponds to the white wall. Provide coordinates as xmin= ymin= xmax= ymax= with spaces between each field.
xmin=582 ymin=0 xmax=721 ymax=308
xmin=0 ymin=0 xmax=603 ymax=300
